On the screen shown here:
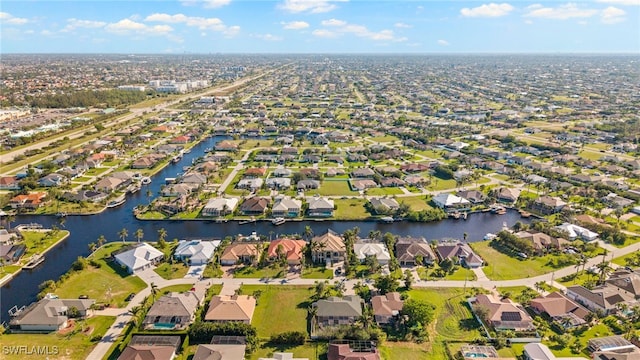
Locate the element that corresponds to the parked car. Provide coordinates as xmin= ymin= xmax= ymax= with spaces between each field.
xmin=335 ymin=267 xmax=343 ymax=275
xmin=125 ymin=293 xmax=136 ymax=302
xmin=78 ymin=294 xmax=89 ymax=299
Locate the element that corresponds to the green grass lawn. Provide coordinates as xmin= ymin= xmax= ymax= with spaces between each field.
xmin=400 ymin=196 xmax=432 ymax=211
xmin=301 ymin=266 xmax=333 ymax=279
xmin=158 ymin=284 xmax=195 ymax=294
xmin=366 ymin=187 xmax=404 ymax=196
xmin=470 ymin=241 xmax=571 ymax=280
xmin=0 ymin=315 xmax=116 ymax=360
xmin=20 ymin=230 xmax=70 ymax=259
xmin=72 ymin=176 xmax=94 ymax=183
xmin=613 ymin=252 xmax=640 ymax=267
xmin=369 ymin=135 xmax=399 ymax=143
xmin=239 ymin=285 xmax=313 ymax=337
xmin=85 ymin=167 xmax=110 ymax=176
xmin=316 ymin=180 xmax=359 ymax=196
xmin=426 ymin=178 xmax=457 ymax=191
xmin=380 ymin=342 xmax=431 ymax=360
xmin=53 ymin=243 xmax=147 ymax=307
xmin=417 ymin=266 xmax=477 ymax=281
xmin=333 ymin=198 xmax=370 ymax=220
xmin=136 ymin=211 xmax=167 ymax=220
xmin=558 ymin=270 xmax=598 ymax=287
xmin=33 ymin=200 xmax=105 ymax=215
xmin=153 ymin=262 xmax=189 ymax=280
xmin=234 ymin=265 xmax=287 ymax=279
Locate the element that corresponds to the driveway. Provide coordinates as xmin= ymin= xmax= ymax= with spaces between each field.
xmin=185 ymin=265 xmax=206 ymax=279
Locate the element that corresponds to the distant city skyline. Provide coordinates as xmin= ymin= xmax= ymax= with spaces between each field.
xmin=1 ymin=0 xmax=639 ymax=54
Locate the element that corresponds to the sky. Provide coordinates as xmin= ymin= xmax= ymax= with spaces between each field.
xmin=1 ymin=0 xmax=639 ymax=53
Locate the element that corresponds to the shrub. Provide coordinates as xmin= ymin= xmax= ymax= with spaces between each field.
xmin=269 ymin=331 xmax=306 ymax=345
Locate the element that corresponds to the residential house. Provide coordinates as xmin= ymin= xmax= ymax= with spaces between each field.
xmin=327 ymin=342 xmax=381 ymax=360
xmin=205 ymin=295 xmax=256 ymax=323
xmin=202 ymin=198 xmax=238 ymax=217
xmin=62 ymin=190 xmax=108 ymax=203
xmin=162 ymin=183 xmax=195 ymax=197
xmin=220 ymin=243 xmax=260 ymax=265
xmin=531 ymin=196 xmax=567 ymax=215
xmin=436 ymin=241 xmax=484 ymax=268
xmin=266 ymin=177 xmax=292 ymax=190
xmin=0 ymin=243 xmax=26 ymax=264
xmin=432 ymin=193 xmax=471 ymax=212
xmin=9 ymin=296 xmax=95 ymax=332
xmin=215 ymin=141 xmax=239 ymax=151
xmin=400 ymin=163 xmax=430 ymax=173
xmin=311 ymin=230 xmax=346 ymax=265
xmin=193 ymin=342 xmax=247 ymax=360
xmin=181 ymin=173 xmax=207 ymax=185
xmin=565 ymin=283 xmax=633 ymax=315
xmin=589 ymin=336 xmax=639 ymax=355
xmin=457 ymin=190 xmax=486 ymax=204
xmin=237 ymin=178 xmax=263 ymax=191
xmin=143 ymin=291 xmax=201 ymax=330
xmin=271 ymin=197 xmax=302 ymax=218
xmin=9 ymin=192 xmax=47 ymax=210
xmin=350 ymin=179 xmax=378 ymax=191
xmin=245 ymin=168 xmax=267 ymax=178
xmin=471 ymin=294 xmax=535 ymax=331
xmin=395 ymin=236 xmax=437 ymax=266
xmin=353 ymin=241 xmax=391 ymax=265
xmin=530 ymin=292 xmax=589 ymax=328
xmin=496 ymin=187 xmax=521 ymax=204
xmin=267 ymin=238 xmax=307 ymax=265
xmin=351 ymin=168 xmax=375 ymax=178
xmin=118 ymin=335 xmax=181 ymax=360
xmin=369 ymin=197 xmax=399 ymax=214
xmin=0 ymin=176 xmax=20 ymax=190
xmin=523 ymin=343 xmax=588 ymax=360
xmin=555 ymin=223 xmax=599 ymax=242
xmin=37 ymin=173 xmax=67 ymax=187
xmin=297 ymin=179 xmax=320 ymax=190
xmin=273 ymin=168 xmax=292 ymax=177
xmin=174 ymin=239 xmax=220 ymax=265
xmin=114 ymin=243 xmax=164 ymax=274
xmin=515 ymin=231 xmax=569 ymax=255
xmin=240 ymin=197 xmax=269 ymax=215
xmin=371 ymin=292 xmax=403 ymax=325
xmin=131 ymin=154 xmax=164 ymax=169
xmin=313 ymin=296 xmax=363 ymax=330
xmin=308 ymin=197 xmax=335 ymax=217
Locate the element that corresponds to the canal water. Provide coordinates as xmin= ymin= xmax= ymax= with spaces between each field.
xmin=1 ymin=136 xmax=529 ymax=322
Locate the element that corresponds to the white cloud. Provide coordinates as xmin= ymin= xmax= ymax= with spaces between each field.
xmin=145 ymin=13 xmax=239 ymax=35
xmin=0 ymin=12 xmax=29 ymax=25
xmin=524 ymin=3 xmax=598 ymax=20
xmin=255 ymin=33 xmax=283 ymax=41
xmin=460 ymin=3 xmax=514 ymax=17
xmin=315 ymin=19 xmax=406 ymax=42
xmin=437 ymin=39 xmax=450 ymax=46
xmin=596 ymin=0 xmax=640 ymax=5
xmin=312 ymin=29 xmax=339 ymax=38
xmin=63 ymin=18 xmax=107 ymax=32
xmin=223 ymin=25 xmax=241 ymax=37
xmin=281 ymin=20 xmax=309 ymax=29
xmin=394 ymin=22 xmax=412 ymax=28
xmin=105 ymin=19 xmax=173 ymax=36
xmin=181 ymin=0 xmax=232 ymax=8
xmin=278 ymin=0 xmax=346 ymax=14
xmin=601 ymin=6 xmax=626 ymax=23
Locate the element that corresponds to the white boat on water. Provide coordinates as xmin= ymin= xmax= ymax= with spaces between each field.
xmin=141 ymin=177 xmax=151 ymax=185
xmin=107 ymin=195 xmax=126 ymax=208
xmin=272 ymin=217 xmax=286 ymax=225
xmin=483 ymin=233 xmax=497 ymax=240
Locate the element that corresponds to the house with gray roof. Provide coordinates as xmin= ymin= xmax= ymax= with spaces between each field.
xmin=9 ymin=296 xmax=95 ymax=332
xmin=174 ymin=239 xmax=221 ymax=265
xmin=143 ymin=291 xmax=202 ymax=330
xmin=312 ymin=296 xmax=363 ymax=331
xmin=114 ymin=243 xmax=164 ymax=274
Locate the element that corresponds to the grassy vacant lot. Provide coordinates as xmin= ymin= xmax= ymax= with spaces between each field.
xmin=426 ymin=178 xmax=457 ymax=191
xmin=417 ymin=266 xmax=477 ymax=281
xmin=333 ymin=198 xmax=369 ymax=220
xmin=240 ymin=285 xmax=313 ymax=336
xmin=379 ymin=342 xmax=431 ymax=360
xmin=54 ymin=242 xmax=147 ymax=307
xmin=405 ymin=288 xmax=481 ymax=359
xmin=234 ymin=265 xmax=286 ymax=279
xmin=613 ymin=252 xmax=639 ymax=266
xmin=34 ymin=200 xmax=105 ymax=214
xmin=400 ymin=196 xmax=432 ymax=211
xmin=158 ymin=284 xmax=196 ymax=294
xmin=21 ymin=230 xmax=70 ymax=259
xmin=301 ymin=265 xmax=333 ymax=279
xmin=471 ymin=241 xmax=568 ymax=280
xmin=153 ymin=262 xmax=189 ymax=280
xmin=0 ymin=315 xmax=116 ymax=360
xmin=317 ymin=180 xmax=359 ymax=196
xmin=366 ymin=187 xmax=404 ymax=196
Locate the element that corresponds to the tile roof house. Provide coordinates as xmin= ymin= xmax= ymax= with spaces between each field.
xmin=432 ymin=193 xmax=471 ymax=211
xmin=327 ymin=343 xmax=381 ymax=360
xmin=515 ymin=231 xmax=570 ymax=255
xmin=313 ymin=296 xmax=363 ymax=330
xmin=369 ymin=197 xmax=399 ymax=214
xmin=395 ymin=236 xmax=437 ymax=266
xmin=114 ymin=243 xmax=164 ymax=274
xmin=272 ymin=197 xmax=302 ymax=218
xmin=496 ymin=187 xmax=521 ymax=204
xmin=240 ymin=197 xmax=269 ymax=215
xmin=143 ymin=291 xmax=202 ymax=330
xmin=9 ymin=297 xmax=95 ymax=332
xmin=312 ymin=230 xmax=346 ymax=265
xmin=118 ymin=335 xmax=181 ymax=360
xmin=9 ymin=192 xmax=47 ymax=210
xmin=267 ymin=238 xmax=307 ymax=265
xmin=353 ymin=241 xmax=391 ymax=265
xmin=220 ymin=243 xmax=260 ymax=266
xmin=530 ymin=292 xmax=590 ymax=328
xmin=0 ymin=176 xmax=20 ymax=190
xmin=202 ymin=197 xmax=238 ymax=217
xmin=193 ymin=343 xmax=247 ymax=360
xmin=472 ymin=294 xmax=535 ymax=331
xmin=173 ymin=239 xmax=221 ymax=265
xmin=371 ymin=292 xmax=403 ymax=325
xmin=308 ymin=197 xmax=335 ymax=217
xmin=436 ymin=241 xmax=484 ymax=268
xmin=565 ymin=282 xmax=635 ymax=315
xmin=351 ymin=168 xmax=376 ymax=178
xmin=531 ymin=195 xmax=568 ymax=215
xmin=205 ymin=295 xmax=256 ymax=323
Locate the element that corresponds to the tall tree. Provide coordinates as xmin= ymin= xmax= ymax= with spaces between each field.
xmin=97 ymin=235 xmax=106 ymax=248
xmin=118 ymin=228 xmax=128 ymax=243
xmin=135 ymin=228 xmax=144 ymax=243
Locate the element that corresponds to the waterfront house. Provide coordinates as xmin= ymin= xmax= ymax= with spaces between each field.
xmin=495 ymin=187 xmax=520 ymax=204
xmin=173 ymin=239 xmax=220 ymax=265
xmin=271 ymin=196 xmax=302 ymax=218
xmin=220 ymin=243 xmax=260 ymax=265
xmin=369 ymin=197 xmax=399 ymax=214
xmin=240 ymin=197 xmax=269 ymax=215
xmin=312 ymin=296 xmax=363 ymax=330
xmin=515 ymin=231 xmax=569 ymax=255
xmin=205 ymin=295 xmax=256 ymax=323
xmin=395 ymin=236 xmax=436 ymax=266
xmin=436 ymin=241 xmax=484 ymax=268
xmin=9 ymin=192 xmax=47 ymax=210
xmin=9 ymin=297 xmax=95 ymax=332
xmin=311 ymin=230 xmax=346 ymax=265
xmin=267 ymin=238 xmax=306 ymax=265
xmin=114 ymin=243 xmax=164 ymax=274
xmin=118 ymin=335 xmax=181 ymax=360
xmin=554 ymin=223 xmax=598 ymax=242
xmin=215 ymin=141 xmax=239 ymax=151
xmin=308 ymin=197 xmax=335 ymax=217
xmin=202 ymin=197 xmax=238 ymax=217
xmin=353 ymin=241 xmax=391 ymax=265
xmin=531 ymin=195 xmax=567 ymax=215
xmin=432 ymin=193 xmax=470 ymax=212
xmin=143 ymin=291 xmax=201 ymax=330
xmin=471 ymin=294 xmax=535 ymax=331
xmin=371 ymin=292 xmax=403 ymax=325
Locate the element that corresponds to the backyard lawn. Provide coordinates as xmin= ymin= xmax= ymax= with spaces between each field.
xmin=333 ymin=198 xmax=369 ymax=220
xmin=20 ymin=230 xmax=70 ymax=259
xmin=316 ymin=180 xmax=359 ymax=196
xmin=239 ymin=285 xmax=313 ymax=336
xmin=400 ymin=196 xmax=432 ymax=211
xmin=154 ymin=262 xmax=189 ymax=280
xmin=53 ymin=242 xmax=147 ymax=307
xmin=417 ymin=266 xmax=477 ymax=281
xmin=0 ymin=315 xmax=116 ymax=360
xmin=234 ymin=265 xmax=286 ymax=279
xmin=366 ymin=187 xmax=404 ymax=196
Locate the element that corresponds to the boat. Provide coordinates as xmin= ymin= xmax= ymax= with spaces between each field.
xmin=141 ymin=177 xmax=151 ymax=185
xmin=171 ymin=156 xmax=182 ymax=163
xmin=106 ymin=195 xmax=126 ymax=208
xmin=463 ymin=212 xmax=468 ymax=220
xmin=183 ymin=148 xmax=191 ymax=154
xmin=127 ymin=184 xmax=141 ymax=194
xmin=272 ymin=217 xmax=286 ymax=225
xmin=55 ymin=212 xmax=67 ymax=218
xmin=23 ymin=254 xmax=45 ymax=269
xmin=239 ymin=217 xmax=256 ymax=225
xmin=483 ymin=233 xmax=497 ymax=240
xmin=214 ymin=218 xmax=228 ymax=223
xmin=519 ymin=210 xmax=531 ymax=218
xmin=380 ymin=216 xmax=394 ymax=223
xmin=451 ymin=212 xmax=461 ymax=219
xmin=491 ymin=205 xmax=506 ymax=215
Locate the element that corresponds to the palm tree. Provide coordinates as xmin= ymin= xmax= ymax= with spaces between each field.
xmin=596 ymin=261 xmax=612 ymax=284
xmin=97 ymin=235 xmax=106 ymax=248
xmin=150 ymin=282 xmax=159 ymax=300
xmin=88 ymin=242 xmax=97 ymax=254
xmin=134 ymin=228 xmax=144 ymax=243
xmin=534 ymin=281 xmax=546 ymax=294
xmin=303 ymin=225 xmax=314 ymax=241
xmin=157 ymin=228 xmax=167 ymax=243
xmin=129 ymin=305 xmax=143 ymax=327
xmin=357 ymin=305 xmax=375 ymax=330
xmin=118 ymin=228 xmax=128 ymax=243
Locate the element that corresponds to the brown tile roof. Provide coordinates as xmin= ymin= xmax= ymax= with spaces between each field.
xmin=371 ymin=292 xmax=403 ymax=317
xmin=205 ymin=295 xmax=256 ymax=322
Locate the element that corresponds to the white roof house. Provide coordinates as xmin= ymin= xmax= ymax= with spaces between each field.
xmin=555 ymin=223 xmax=599 ymax=242
xmin=354 ymin=242 xmax=391 ymax=265
xmin=202 ymin=197 xmax=239 ymax=217
xmin=174 ymin=239 xmax=221 ymax=265
xmin=114 ymin=243 xmax=164 ymax=273
xmin=432 ymin=193 xmax=470 ymax=209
